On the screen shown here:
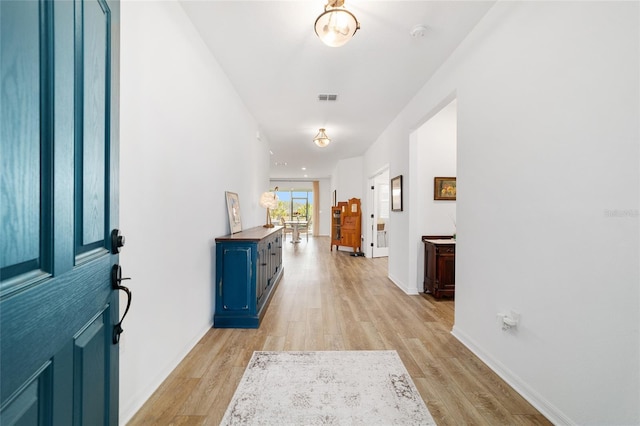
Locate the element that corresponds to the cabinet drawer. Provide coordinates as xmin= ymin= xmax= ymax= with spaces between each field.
xmin=436 ymin=246 xmax=455 ymax=254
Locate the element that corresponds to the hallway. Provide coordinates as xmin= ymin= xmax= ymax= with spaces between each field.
xmin=128 ymin=236 xmax=550 ymax=425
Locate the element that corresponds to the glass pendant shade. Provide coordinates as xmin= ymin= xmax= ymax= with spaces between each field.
xmin=315 ymin=7 xmax=360 ymax=47
xmin=313 ymin=128 xmax=331 ymax=147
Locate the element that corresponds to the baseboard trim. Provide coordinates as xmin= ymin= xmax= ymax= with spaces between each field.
xmin=387 ymin=273 xmax=419 ymax=295
xmin=119 ymin=322 xmax=212 ymax=424
xmin=451 ymin=325 xmax=574 ymax=426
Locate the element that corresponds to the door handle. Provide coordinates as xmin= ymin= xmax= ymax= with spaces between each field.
xmin=111 ymin=264 xmax=132 ymax=344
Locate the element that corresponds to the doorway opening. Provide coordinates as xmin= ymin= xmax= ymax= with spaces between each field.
xmin=409 ymin=97 xmax=457 ymax=296
xmin=368 ymin=168 xmax=390 ymax=258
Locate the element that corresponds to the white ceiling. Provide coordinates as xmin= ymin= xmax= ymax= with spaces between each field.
xmin=180 ymin=0 xmax=495 ymax=179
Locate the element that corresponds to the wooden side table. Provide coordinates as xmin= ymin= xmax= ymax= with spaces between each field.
xmin=422 ymin=236 xmax=456 ymax=298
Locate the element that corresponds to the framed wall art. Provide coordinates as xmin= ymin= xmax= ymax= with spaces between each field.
xmin=225 ymin=191 xmax=242 ymax=233
xmin=391 ymin=175 xmax=403 ymax=212
xmin=434 ymin=177 xmax=456 ymax=200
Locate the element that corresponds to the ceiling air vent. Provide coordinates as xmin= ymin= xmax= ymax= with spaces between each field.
xmin=318 ymin=93 xmax=338 ymax=101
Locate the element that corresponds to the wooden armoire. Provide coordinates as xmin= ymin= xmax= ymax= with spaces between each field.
xmin=331 ymin=198 xmax=361 ymax=252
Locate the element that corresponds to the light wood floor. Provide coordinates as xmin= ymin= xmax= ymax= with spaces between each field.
xmin=128 ymin=236 xmax=550 ymax=425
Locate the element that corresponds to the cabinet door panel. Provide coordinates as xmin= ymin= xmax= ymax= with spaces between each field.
xmin=256 ymin=243 xmax=266 ymax=304
xmin=437 ymin=255 xmax=456 ymax=290
xmin=220 ymin=248 xmax=251 ymax=311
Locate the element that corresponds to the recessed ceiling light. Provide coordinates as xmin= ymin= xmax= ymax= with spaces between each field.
xmin=302 ymin=167 xmax=307 ymax=170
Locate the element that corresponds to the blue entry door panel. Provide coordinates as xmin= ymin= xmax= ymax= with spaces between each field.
xmin=0 ymin=0 xmax=120 ymax=424
xmin=0 ymin=0 xmax=42 ymax=282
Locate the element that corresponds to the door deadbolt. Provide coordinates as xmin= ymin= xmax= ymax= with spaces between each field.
xmin=111 ymin=229 xmax=126 ymax=254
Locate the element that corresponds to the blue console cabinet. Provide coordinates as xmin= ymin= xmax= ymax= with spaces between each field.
xmin=214 ymin=226 xmax=283 ymax=328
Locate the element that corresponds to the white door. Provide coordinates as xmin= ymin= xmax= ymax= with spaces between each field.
xmin=370 ymin=169 xmax=389 ymax=258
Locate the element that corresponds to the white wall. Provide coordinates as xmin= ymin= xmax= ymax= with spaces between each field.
xmin=316 ymin=178 xmax=331 ymax=236
xmin=119 ymin=1 xmax=269 ymax=422
xmin=370 ymin=115 xmax=411 ymax=289
xmin=333 ymin=156 xmax=364 ymax=203
xmin=409 ymin=99 xmax=457 ymax=294
xmin=417 ymin=100 xmax=457 ymax=236
xmin=363 ymin=120 xmax=403 ymax=280
xmin=364 ymin=2 xmax=639 ymax=424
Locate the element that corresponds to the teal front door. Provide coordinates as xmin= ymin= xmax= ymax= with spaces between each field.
xmin=1 ymin=0 xmax=121 ymax=424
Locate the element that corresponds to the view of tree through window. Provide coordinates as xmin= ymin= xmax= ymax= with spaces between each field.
xmin=271 ymin=189 xmax=313 ymax=223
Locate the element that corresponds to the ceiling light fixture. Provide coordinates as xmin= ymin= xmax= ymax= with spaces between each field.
xmin=314 ymin=0 xmax=360 ymax=48
xmin=410 ymin=24 xmax=428 ymax=38
xmin=313 ymin=128 xmax=331 ymax=147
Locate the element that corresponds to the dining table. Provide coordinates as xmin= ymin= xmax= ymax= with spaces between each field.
xmin=284 ymin=220 xmax=309 ymax=243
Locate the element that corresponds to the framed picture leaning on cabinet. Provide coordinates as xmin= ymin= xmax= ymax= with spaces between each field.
xmin=225 ymin=191 xmax=242 ymax=233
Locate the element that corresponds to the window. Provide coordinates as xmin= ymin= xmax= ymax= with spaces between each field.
xmin=272 ymin=189 xmax=313 ymax=222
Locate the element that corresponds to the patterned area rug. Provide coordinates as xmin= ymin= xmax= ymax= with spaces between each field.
xmin=221 ymin=351 xmax=436 ymax=425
